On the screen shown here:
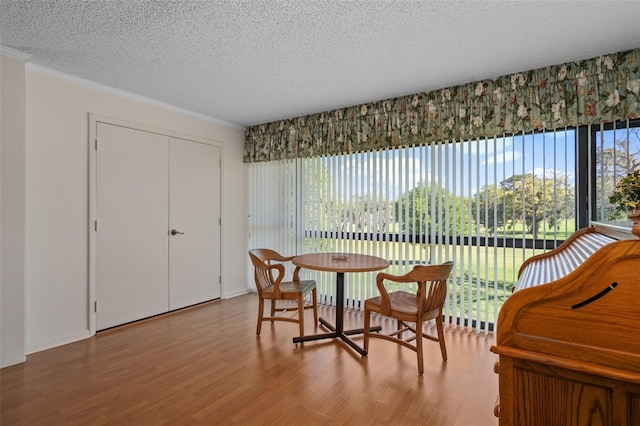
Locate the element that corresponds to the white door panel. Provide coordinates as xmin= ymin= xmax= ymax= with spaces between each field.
xmin=94 ymin=121 xmax=222 ymax=330
xmin=169 ymin=138 xmax=221 ymax=310
xmin=96 ymin=123 xmax=169 ymax=330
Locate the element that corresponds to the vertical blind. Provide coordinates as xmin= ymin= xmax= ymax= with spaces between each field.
xmin=250 ymin=130 xmax=577 ymax=333
xmin=593 ymin=119 xmax=640 ymax=220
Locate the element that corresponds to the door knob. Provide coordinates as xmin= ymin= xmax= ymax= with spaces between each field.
xmin=170 ymin=229 xmax=184 ymax=236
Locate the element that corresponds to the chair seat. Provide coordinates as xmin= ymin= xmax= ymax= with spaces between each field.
xmin=263 ymin=280 xmax=316 ymax=299
xmin=365 ymin=290 xmax=423 ymax=317
xmin=249 ymin=248 xmax=319 ymax=338
xmin=363 ymin=262 xmax=454 ymax=374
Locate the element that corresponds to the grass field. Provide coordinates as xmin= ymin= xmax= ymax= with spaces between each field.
xmin=303 ymin=223 xmax=575 ymax=328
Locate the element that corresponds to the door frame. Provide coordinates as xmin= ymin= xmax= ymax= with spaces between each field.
xmin=88 ymin=113 xmax=224 ymax=335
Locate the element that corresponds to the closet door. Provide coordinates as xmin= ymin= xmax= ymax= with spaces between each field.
xmin=168 ymin=138 xmax=221 ymax=310
xmin=95 ymin=123 xmax=169 ymax=330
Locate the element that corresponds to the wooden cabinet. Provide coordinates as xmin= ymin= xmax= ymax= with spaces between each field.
xmin=496 ymin=353 xmax=640 ymax=425
xmin=491 ymin=227 xmax=640 ymax=426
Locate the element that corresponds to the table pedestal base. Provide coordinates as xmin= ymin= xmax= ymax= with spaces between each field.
xmin=293 ymin=319 xmax=381 ymax=356
xmin=292 ymin=271 xmax=381 ymax=357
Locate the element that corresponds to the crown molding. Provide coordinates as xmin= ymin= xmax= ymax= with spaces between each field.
xmin=24 ymin=62 xmax=245 ymax=131
xmin=0 ymin=45 xmax=33 ymax=61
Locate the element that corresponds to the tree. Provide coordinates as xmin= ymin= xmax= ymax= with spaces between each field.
xmin=394 ymin=180 xmax=471 ymax=236
xmin=472 ymin=184 xmax=505 ymax=234
xmin=303 ymin=161 xmax=340 ymax=234
xmin=595 ymin=127 xmax=640 ymax=220
xmin=346 ymin=195 xmax=393 ymax=233
xmin=495 ymin=172 xmax=574 ymax=238
xmin=303 ymin=163 xmax=394 ymax=235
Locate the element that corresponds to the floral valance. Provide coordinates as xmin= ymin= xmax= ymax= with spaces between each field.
xmin=244 ymin=47 xmax=640 ymax=163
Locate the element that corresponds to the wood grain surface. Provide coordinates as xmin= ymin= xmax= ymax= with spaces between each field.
xmin=1 ymin=293 xmax=498 ymax=425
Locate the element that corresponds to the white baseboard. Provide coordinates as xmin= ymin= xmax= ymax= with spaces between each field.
xmin=26 ymin=330 xmax=92 ymax=355
xmin=24 ymin=292 xmax=255 ymax=355
xmin=1 ymin=354 xmax=26 ymax=368
xmin=223 ymin=288 xmax=253 ymax=299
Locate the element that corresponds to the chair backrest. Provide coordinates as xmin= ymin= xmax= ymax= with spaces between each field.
xmin=377 ymin=261 xmax=453 ymax=315
xmin=411 ymin=262 xmax=454 ymax=313
xmin=248 ymin=248 xmax=297 ymax=297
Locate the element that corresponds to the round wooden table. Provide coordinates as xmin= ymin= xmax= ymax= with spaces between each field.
xmin=292 ymin=253 xmax=389 ymax=356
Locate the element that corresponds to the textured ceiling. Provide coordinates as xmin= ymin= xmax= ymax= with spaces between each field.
xmin=1 ymin=1 xmax=639 ymax=128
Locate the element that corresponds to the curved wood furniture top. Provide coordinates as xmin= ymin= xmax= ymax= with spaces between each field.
xmin=495 ymin=239 xmax=640 ymax=377
xmin=292 ymin=253 xmax=389 ymax=273
xmin=515 ymin=227 xmax=618 ymax=291
xmin=492 ymin=237 xmax=640 ymax=425
xmin=514 ymin=222 xmax=640 ymax=292
xmin=516 ymin=226 xmax=594 ymax=278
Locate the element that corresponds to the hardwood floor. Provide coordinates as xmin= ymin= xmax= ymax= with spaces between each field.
xmin=1 ymin=294 xmax=498 ymax=425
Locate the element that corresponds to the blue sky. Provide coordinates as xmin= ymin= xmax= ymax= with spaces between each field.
xmin=324 ymin=129 xmax=577 ymax=200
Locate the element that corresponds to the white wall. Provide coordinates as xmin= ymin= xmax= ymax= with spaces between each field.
xmin=23 ymin=67 xmax=249 ymax=354
xmin=1 ymin=51 xmax=28 ymax=367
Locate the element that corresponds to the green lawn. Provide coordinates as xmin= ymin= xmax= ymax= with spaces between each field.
xmin=303 ymin=222 xmax=574 ymax=327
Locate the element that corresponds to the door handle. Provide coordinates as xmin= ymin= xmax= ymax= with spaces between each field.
xmin=170 ymin=229 xmax=184 ymax=236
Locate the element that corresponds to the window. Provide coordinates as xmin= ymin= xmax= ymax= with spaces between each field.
xmin=249 ymin=121 xmax=637 ymax=332
xmin=591 ymin=119 xmax=640 ymax=221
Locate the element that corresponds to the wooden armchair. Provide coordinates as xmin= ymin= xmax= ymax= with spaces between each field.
xmin=248 ymin=248 xmax=318 ymax=337
xmin=363 ymin=262 xmax=454 ymax=374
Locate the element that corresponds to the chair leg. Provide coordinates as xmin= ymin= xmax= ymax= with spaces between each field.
xmin=397 ymin=319 xmax=403 ymax=340
xmin=416 ymin=321 xmax=424 ymax=375
xmin=256 ymin=298 xmax=264 ymax=335
xmin=436 ymin=314 xmax=448 ymax=361
xmin=297 ymin=295 xmax=305 ymax=337
xmin=363 ymin=308 xmax=371 ymax=353
xmin=270 ymin=299 xmax=276 ymax=322
xmin=311 ymin=288 xmax=318 ymax=325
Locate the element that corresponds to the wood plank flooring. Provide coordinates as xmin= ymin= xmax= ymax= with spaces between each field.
xmin=1 ymin=293 xmax=498 ymax=425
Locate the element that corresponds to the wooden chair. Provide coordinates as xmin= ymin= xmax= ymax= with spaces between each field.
xmin=248 ymin=248 xmax=318 ymax=337
xmin=363 ymin=262 xmax=454 ymax=374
